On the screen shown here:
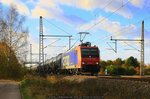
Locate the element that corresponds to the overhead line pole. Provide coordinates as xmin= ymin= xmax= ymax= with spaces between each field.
xmin=141 ymin=20 xmax=144 ymax=76
xmin=39 ymin=16 xmax=44 ymax=66
xmin=30 ymin=44 xmax=32 ymax=67
xmin=39 ymin=16 xmax=72 ymax=67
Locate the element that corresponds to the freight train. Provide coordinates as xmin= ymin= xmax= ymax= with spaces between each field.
xmin=37 ymin=42 xmax=100 ymax=75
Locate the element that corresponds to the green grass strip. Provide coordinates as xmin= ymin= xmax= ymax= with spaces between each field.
xmin=20 ymin=80 xmax=32 ymax=99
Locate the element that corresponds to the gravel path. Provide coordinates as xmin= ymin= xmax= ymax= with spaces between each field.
xmin=0 ymin=80 xmax=21 ymax=99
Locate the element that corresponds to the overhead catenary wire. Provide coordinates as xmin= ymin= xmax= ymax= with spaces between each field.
xmin=93 ymin=19 xmax=149 ymax=58
xmin=73 ymin=12 xmax=150 ymax=56
xmin=66 ymin=38 xmax=80 ymax=52
xmin=86 ymin=0 xmax=131 ymax=32
xmin=123 ymin=41 xmax=141 ymax=52
xmin=44 ymin=38 xmax=61 ymax=49
xmin=43 ymin=17 xmax=71 ymax=36
xmin=92 ymin=15 xmax=150 ymax=44
xmin=39 ymin=17 xmax=74 ymax=60
xmin=94 ymin=0 xmax=113 ymax=17
xmin=81 ymin=0 xmax=131 ymax=42
xmin=79 ymin=0 xmax=114 ymax=42
xmin=64 ymin=0 xmax=131 ymax=48
xmin=42 ymin=1 xmax=149 ymax=55
xmin=100 ymin=44 xmax=127 ymax=54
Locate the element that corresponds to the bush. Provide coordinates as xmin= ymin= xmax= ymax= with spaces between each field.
xmin=106 ymin=65 xmax=137 ymax=75
xmin=144 ymin=66 xmax=150 ymax=75
xmin=125 ymin=66 xmax=136 ymax=75
xmin=106 ymin=65 xmax=125 ymax=75
xmin=0 ymin=42 xmax=26 ymax=80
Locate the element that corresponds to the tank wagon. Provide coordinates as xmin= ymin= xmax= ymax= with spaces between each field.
xmin=42 ymin=42 xmax=100 ymax=75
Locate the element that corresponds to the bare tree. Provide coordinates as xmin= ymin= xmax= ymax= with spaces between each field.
xmin=0 ymin=4 xmax=28 ymax=64
xmin=0 ymin=4 xmax=4 ymax=39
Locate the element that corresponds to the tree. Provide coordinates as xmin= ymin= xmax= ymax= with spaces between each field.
xmin=114 ymin=58 xmax=124 ymax=66
xmin=106 ymin=65 xmax=125 ymax=75
xmin=0 ymin=42 xmax=24 ymax=79
xmin=0 ymin=4 xmax=28 ymax=79
xmin=0 ymin=4 xmax=6 ymax=36
xmin=100 ymin=60 xmax=107 ymax=74
xmin=144 ymin=64 xmax=150 ymax=75
xmin=0 ymin=4 xmax=28 ymax=64
xmin=106 ymin=60 xmax=113 ymax=66
xmin=125 ymin=56 xmax=139 ymax=67
xmin=124 ymin=66 xmax=136 ymax=75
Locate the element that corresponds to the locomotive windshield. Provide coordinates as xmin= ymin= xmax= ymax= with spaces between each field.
xmin=81 ymin=48 xmax=99 ymax=58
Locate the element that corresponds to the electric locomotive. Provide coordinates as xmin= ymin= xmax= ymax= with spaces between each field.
xmin=43 ymin=42 xmax=100 ymax=75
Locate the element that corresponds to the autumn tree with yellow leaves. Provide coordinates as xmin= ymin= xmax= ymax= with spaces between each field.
xmin=0 ymin=4 xmax=28 ymax=79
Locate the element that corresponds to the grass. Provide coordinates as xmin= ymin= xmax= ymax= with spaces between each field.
xmin=20 ymin=75 xmax=150 ymax=99
xmin=20 ymin=79 xmax=33 ymax=99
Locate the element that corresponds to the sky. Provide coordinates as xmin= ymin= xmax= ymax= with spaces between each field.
xmin=0 ymin=0 xmax=150 ymax=64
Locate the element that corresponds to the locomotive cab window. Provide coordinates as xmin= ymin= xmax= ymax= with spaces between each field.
xmin=81 ymin=48 xmax=99 ymax=58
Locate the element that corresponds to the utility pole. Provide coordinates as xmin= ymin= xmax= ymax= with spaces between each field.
xmin=110 ymin=20 xmax=144 ymax=76
xmin=78 ymin=32 xmax=90 ymax=43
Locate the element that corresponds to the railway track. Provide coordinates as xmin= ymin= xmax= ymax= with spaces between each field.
xmin=63 ymin=75 xmax=150 ymax=83
xmin=96 ymin=75 xmax=150 ymax=83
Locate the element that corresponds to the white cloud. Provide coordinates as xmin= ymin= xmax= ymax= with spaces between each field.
xmin=27 ymin=34 xmax=39 ymax=61
xmin=79 ymin=16 xmax=137 ymax=37
xmin=0 ymin=0 xmax=30 ymax=15
xmin=30 ymin=0 xmax=143 ymax=25
xmin=31 ymin=0 xmax=63 ymax=19
xmin=31 ymin=0 xmax=84 ymax=27
xmin=58 ymin=0 xmax=133 ymax=19
xmin=31 ymin=6 xmax=52 ymax=18
xmin=104 ymin=1 xmax=133 ymax=19
xmin=58 ymin=0 xmax=145 ymax=18
xmin=145 ymin=39 xmax=150 ymax=47
xmin=0 ymin=0 xmax=141 ymax=28
xmin=130 ymin=0 xmax=144 ymax=8
xmin=1 ymin=0 xmax=145 ymax=23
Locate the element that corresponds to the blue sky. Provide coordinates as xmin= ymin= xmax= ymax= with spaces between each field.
xmin=1 ymin=0 xmax=150 ymax=64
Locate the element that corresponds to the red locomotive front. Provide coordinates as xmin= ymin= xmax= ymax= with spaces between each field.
xmin=77 ymin=42 xmax=100 ymax=75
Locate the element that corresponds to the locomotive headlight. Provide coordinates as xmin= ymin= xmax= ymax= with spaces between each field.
xmin=96 ymin=62 xmax=99 ymax=64
xmin=82 ymin=62 xmax=85 ymax=64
